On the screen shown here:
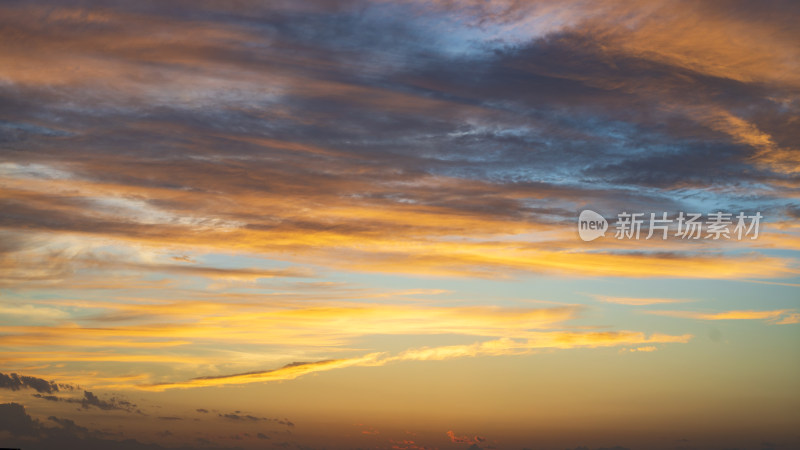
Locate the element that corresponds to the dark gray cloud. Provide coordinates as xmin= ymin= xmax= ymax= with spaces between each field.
xmin=565 ymin=447 xmax=632 ymax=450
xmin=47 ymin=416 xmax=90 ymax=434
xmin=81 ymin=390 xmax=136 ymax=412
xmin=0 ymin=372 xmax=75 ymax=394
xmin=219 ymin=413 xmax=264 ymax=421
xmin=218 ymin=412 xmax=294 ymax=427
xmin=0 ymin=402 xmax=242 ymax=450
xmin=32 ymin=390 xmax=140 ymax=413
xmin=0 ymin=402 xmax=40 ymax=436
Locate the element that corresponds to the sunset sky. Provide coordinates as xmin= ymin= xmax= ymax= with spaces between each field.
xmin=1 ymin=1 xmax=799 ymax=449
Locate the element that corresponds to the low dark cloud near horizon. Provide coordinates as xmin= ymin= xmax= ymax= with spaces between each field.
xmin=219 ymin=412 xmax=295 ymax=427
xmin=1 ymin=372 xmax=143 ymax=414
xmin=0 ymin=402 xmax=242 ymax=450
xmin=32 ymin=390 xmax=141 ymax=413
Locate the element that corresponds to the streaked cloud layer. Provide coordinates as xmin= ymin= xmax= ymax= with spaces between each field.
xmin=1 ymin=1 xmax=799 ymax=449
xmin=2 ymin=0 xmax=800 ymax=280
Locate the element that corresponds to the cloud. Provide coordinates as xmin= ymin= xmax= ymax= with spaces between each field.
xmin=145 ymin=356 xmax=384 ymax=391
xmin=0 ymin=304 xmax=69 ymax=322
xmin=564 ymin=447 xmax=632 ymax=450
xmin=775 ymin=313 xmax=800 ymax=325
xmin=81 ymin=390 xmax=137 ymax=412
xmin=646 ymin=309 xmax=800 ymax=324
xmin=0 ymin=303 xmax=586 ymax=378
xmin=87 ymin=259 xmax=314 ymax=281
xmin=216 ymin=412 xmax=294 ymax=427
xmin=32 ymin=390 xmax=139 ymax=413
xmin=447 ymin=430 xmax=472 ymax=443
xmin=390 ymin=438 xmax=432 ymax=450
xmin=143 ymin=331 xmax=690 ymax=390
xmin=0 ymin=372 xmax=75 ymax=393
xmin=593 ymin=296 xmax=692 ymax=306
xmin=0 ymin=402 xmax=40 ymax=436
xmin=47 ymin=415 xmax=90 ymax=434
xmin=622 ymin=346 xmax=658 ymax=353
xmin=446 ymin=430 xmax=485 ymax=445
xmin=219 ymin=413 xmax=263 ymax=421
xmin=0 ymin=402 xmax=240 ymax=450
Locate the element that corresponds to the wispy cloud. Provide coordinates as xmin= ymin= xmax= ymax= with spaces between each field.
xmin=0 ymin=302 xmax=591 ymax=385
xmin=645 ymin=309 xmax=799 ymax=324
xmin=33 ymin=390 xmax=140 ymax=413
xmin=143 ymin=331 xmax=691 ymax=390
xmin=621 ymin=346 xmax=658 ymax=353
xmin=593 ymin=296 xmax=692 ymax=306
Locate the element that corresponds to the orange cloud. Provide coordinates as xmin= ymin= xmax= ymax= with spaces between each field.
xmin=646 ymin=309 xmax=799 ymax=324
xmin=4 ymin=160 xmax=798 ymax=282
xmin=446 ymin=430 xmax=485 ymax=445
xmin=139 ymin=331 xmax=691 ymax=391
xmin=622 ymin=346 xmax=658 ymax=353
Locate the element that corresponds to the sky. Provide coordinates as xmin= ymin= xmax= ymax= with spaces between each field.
xmin=0 ymin=0 xmax=799 ymax=449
